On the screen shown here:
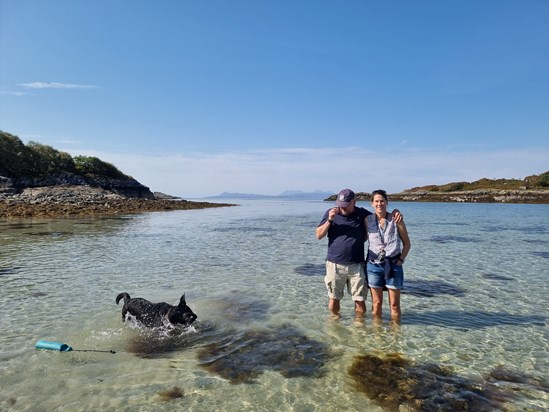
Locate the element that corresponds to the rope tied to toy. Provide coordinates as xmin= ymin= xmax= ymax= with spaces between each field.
xmin=35 ymin=340 xmax=116 ymax=354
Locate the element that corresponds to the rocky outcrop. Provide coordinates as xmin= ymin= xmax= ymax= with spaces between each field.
xmin=0 ymin=176 xmax=14 ymax=195
xmin=0 ymin=185 xmax=234 ymax=219
xmin=341 ymin=189 xmax=549 ymax=204
xmin=388 ymin=189 xmax=549 ymax=204
xmin=324 ymin=189 xmax=549 ymax=204
xmin=0 ymin=172 xmax=154 ymax=199
xmin=153 ymin=191 xmax=182 ymax=200
xmin=0 ymin=174 xmax=235 ymax=219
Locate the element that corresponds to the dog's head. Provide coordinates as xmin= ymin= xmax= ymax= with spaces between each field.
xmin=166 ymin=294 xmax=197 ymax=326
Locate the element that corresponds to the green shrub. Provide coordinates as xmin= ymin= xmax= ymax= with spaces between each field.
xmin=73 ymin=156 xmax=126 ymax=179
xmin=538 ymin=171 xmax=549 ymax=187
xmin=0 ymin=131 xmax=33 ymax=177
xmin=27 ymin=142 xmax=76 ymax=177
xmin=1 ymin=131 xmax=128 ymax=180
xmin=442 ymin=182 xmax=468 ymax=192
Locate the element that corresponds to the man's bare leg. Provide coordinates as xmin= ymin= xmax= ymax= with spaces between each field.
xmin=329 ymin=298 xmax=341 ymax=318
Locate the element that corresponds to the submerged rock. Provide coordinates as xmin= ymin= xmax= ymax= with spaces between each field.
xmin=349 ymin=352 xmax=500 ymax=411
xmin=197 ymin=325 xmax=332 ymax=384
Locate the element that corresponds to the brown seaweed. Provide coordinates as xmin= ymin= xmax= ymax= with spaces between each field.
xmin=349 ymin=352 xmax=500 ymax=411
xmin=157 ymin=386 xmax=184 ymax=401
xmin=197 ymin=325 xmax=332 ymax=384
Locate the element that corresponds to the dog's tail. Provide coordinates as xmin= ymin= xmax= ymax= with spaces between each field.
xmin=116 ymin=292 xmax=130 ymax=305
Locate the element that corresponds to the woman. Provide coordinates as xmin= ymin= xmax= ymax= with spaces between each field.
xmin=366 ymin=189 xmax=411 ymax=322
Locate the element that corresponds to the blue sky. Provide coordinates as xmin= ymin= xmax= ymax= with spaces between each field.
xmin=1 ymin=1 xmax=548 ymax=198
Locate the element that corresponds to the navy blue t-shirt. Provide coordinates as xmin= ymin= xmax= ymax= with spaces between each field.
xmin=318 ymin=206 xmax=372 ymax=264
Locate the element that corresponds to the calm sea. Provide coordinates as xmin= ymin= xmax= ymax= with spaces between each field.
xmin=1 ymin=200 xmax=548 ymax=411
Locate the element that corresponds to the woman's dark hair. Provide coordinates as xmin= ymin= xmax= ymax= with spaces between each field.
xmin=371 ymin=189 xmax=388 ymax=201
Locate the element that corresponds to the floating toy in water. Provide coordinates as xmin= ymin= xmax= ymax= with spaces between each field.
xmin=35 ymin=340 xmax=72 ymax=351
xmin=35 ymin=340 xmax=115 ymax=354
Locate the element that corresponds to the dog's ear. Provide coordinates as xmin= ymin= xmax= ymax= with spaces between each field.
xmin=178 ymin=294 xmax=186 ymax=307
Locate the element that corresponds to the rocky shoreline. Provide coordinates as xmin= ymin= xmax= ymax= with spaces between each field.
xmin=354 ymin=189 xmax=549 ymax=204
xmin=0 ymin=185 xmax=235 ymax=219
xmin=3 ymin=185 xmax=548 ymax=220
xmin=324 ymin=189 xmax=549 ymax=204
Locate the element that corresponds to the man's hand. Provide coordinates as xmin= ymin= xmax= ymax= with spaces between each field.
xmin=391 ymin=209 xmax=403 ymax=223
xmin=328 ymin=207 xmax=338 ymax=221
xmin=316 ymin=208 xmax=338 ymax=240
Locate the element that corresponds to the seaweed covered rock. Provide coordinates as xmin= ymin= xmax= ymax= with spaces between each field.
xmin=349 ymin=352 xmax=499 ymax=411
xmin=197 ymin=325 xmax=333 ymax=384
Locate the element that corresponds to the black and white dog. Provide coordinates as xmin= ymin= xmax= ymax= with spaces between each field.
xmin=116 ymin=292 xmax=197 ymax=328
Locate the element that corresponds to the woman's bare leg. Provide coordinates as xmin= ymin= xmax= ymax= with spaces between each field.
xmin=388 ymin=289 xmax=401 ymax=322
xmin=370 ymin=287 xmax=384 ymax=319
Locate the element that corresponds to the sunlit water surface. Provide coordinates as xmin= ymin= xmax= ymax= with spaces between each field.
xmin=1 ymin=200 xmax=548 ymax=411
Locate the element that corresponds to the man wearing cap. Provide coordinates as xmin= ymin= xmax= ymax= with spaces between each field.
xmin=316 ymin=189 xmax=401 ymax=318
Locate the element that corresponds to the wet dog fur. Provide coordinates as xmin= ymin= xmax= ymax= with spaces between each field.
xmin=116 ymin=292 xmax=197 ymax=328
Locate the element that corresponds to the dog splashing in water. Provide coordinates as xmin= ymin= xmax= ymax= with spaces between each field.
xmin=116 ymin=292 xmax=197 ymax=328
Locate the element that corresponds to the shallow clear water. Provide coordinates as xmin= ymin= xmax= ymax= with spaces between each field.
xmin=1 ymin=200 xmax=548 ymax=411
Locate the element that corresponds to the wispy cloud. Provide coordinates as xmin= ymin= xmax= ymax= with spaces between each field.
xmin=61 ymin=146 xmax=549 ymax=198
xmin=0 ymin=90 xmax=30 ymax=96
xmin=18 ymin=82 xmax=97 ymax=89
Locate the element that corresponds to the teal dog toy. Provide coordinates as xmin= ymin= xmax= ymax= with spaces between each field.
xmin=35 ymin=340 xmax=73 ymax=351
xmin=35 ymin=340 xmax=115 ymax=354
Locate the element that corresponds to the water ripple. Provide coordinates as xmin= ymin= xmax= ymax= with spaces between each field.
xmin=405 ymin=310 xmax=546 ymax=329
xmin=403 ymin=279 xmax=466 ymax=297
xmin=429 ymin=235 xmax=483 ymax=243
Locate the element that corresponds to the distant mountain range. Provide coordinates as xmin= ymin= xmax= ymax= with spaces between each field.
xmin=208 ymin=171 xmax=549 ymax=204
xmin=204 ymin=190 xmax=334 ymax=200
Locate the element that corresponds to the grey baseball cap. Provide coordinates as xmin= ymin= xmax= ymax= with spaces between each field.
xmin=335 ymin=189 xmax=355 ymax=207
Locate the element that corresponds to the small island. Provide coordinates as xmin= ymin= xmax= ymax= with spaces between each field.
xmin=326 ymin=173 xmax=549 ymax=204
xmin=0 ymin=131 xmax=235 ymax=219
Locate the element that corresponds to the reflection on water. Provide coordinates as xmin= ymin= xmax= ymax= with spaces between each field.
xmin=0 ymin=200 xmax=548 ymax=411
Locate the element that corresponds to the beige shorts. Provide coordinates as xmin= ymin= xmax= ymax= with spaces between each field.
xmin=324 ymin=261 xmax=367 ymax=301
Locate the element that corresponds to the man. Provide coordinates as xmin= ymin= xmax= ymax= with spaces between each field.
xmin=316 ymin=189 xmax=401 ymax=319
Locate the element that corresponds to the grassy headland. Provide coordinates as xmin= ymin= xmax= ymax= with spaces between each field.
xmin=329 ymin=173 xmax=549 ymax=204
